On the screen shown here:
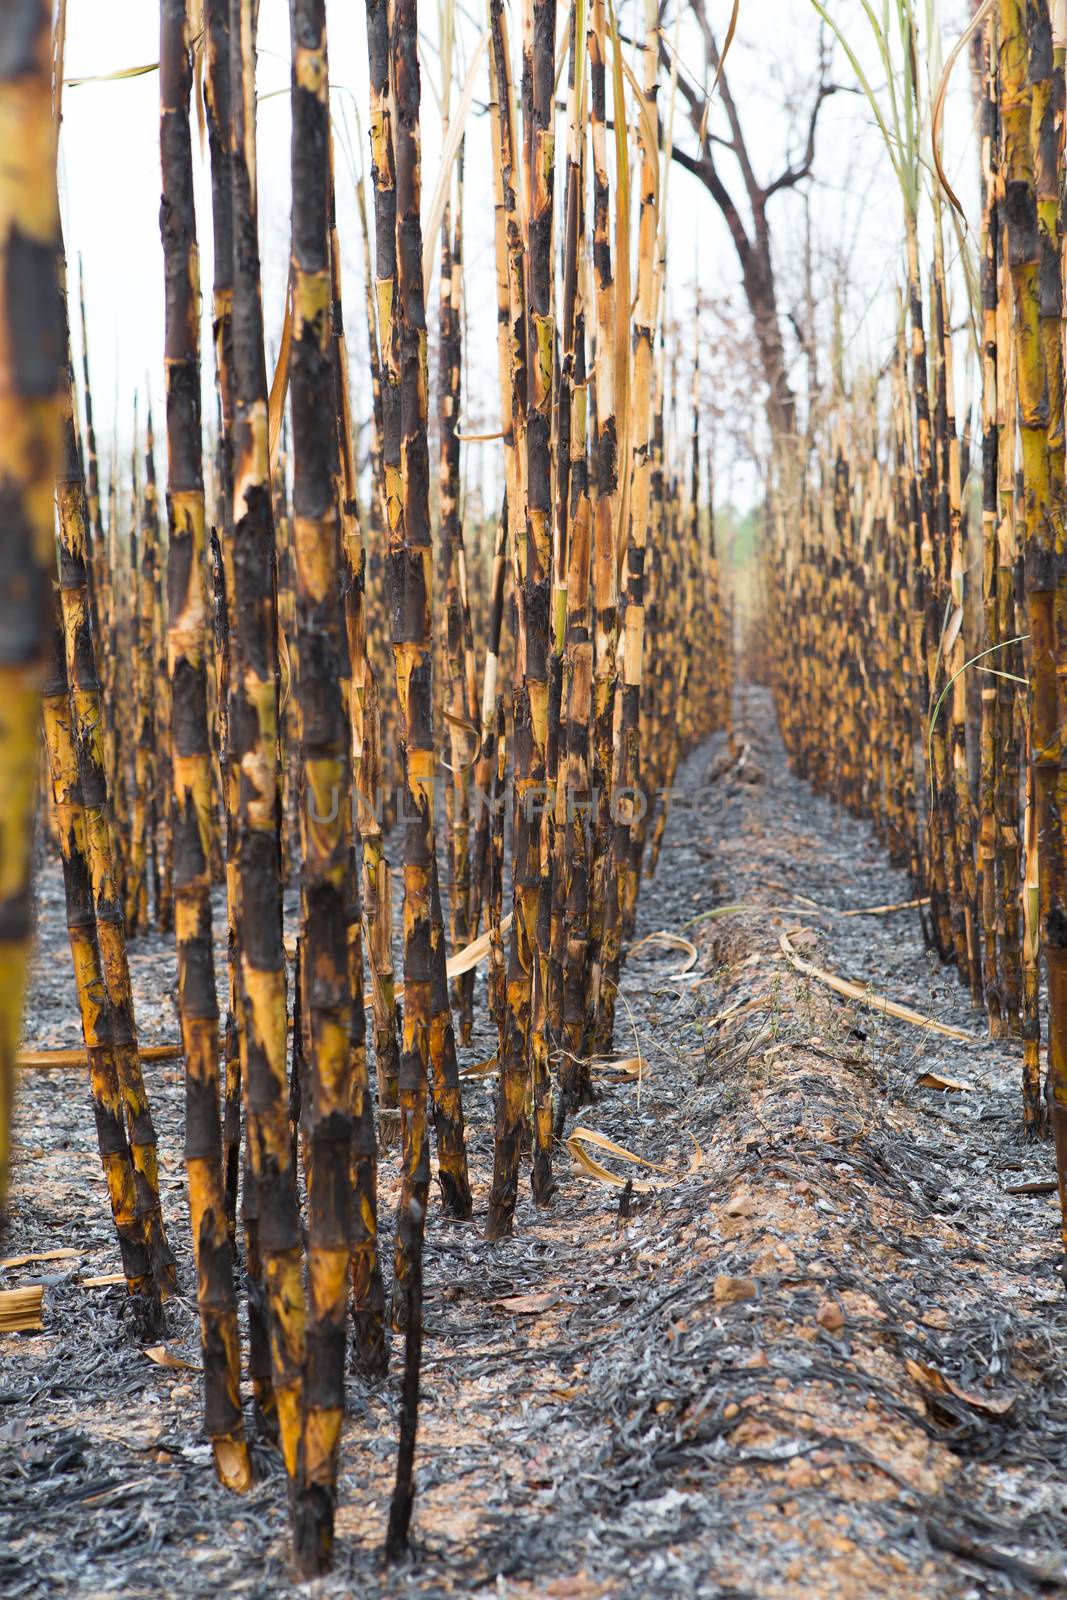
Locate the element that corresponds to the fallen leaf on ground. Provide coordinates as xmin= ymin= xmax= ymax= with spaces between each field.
xmin=144 ymin=1345 xmax=201 ymax=1372
xmin=917 ymin=1071 xmax=974 ymax=1092
xmin=629 ymin=930 xmax=698 ymax=975
xmin=836 ymin=897 xmax=930 ymax=918
xmin=905 ymin=1358 xmax=1015 ymax=1417
xmin=592 ymin=1055 xmax=646 ymax=1081
xmin=491 ymin=1292 xmax=558 ymax=1315
xmin=779 ymin=930 xmax=973 ymax=1041
xmin=458 ymin=1054 xmax=499 ymax=1078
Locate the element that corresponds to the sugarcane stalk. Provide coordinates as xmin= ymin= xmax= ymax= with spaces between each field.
xmin=287 ymin=3 xmax=356 ymax=1567
xmin=364 ymin=0 xmax=404 ymax=1153
xmin=325 ymin=123 xmax=387 ymax=1383
xmin=42 ymin=589 xmax=158 ymax=1312
xmin=0 ymin=0 xmax=64 ymax=1218
xmin=159 ymin=0 xmax=249 ymax=1490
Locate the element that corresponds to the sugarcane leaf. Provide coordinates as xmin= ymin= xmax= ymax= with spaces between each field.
xmin=189 ymin=3 xmax=207 ymax=157
xmin=65 ymin=62 xmax=159 ymax=87
xmin=779 ymin=931 xmax=973 ymax=1040
xmin=926 ymin=635 xmax=1029 ymax=800
xmin=144 ymin=1344 xmax=201 ymax=1371
xmin=570 ymin=1125 xmax=671 ymax=1170
xmin=916 ymin=1071 xmax=973 ymax=1091
xmin=942 ymin=602 xmax=963 ymax=655
xmin=491 ymin=1291 xmax=558 ymax=1314
xmin=267 ymin=269 xmax=293 ymax=480
xmin=710 ymin=0 xmax=741 ymax=98
xmin=421 ymin=30 xmax=490 ymax=299
xmin=806 ymin=0 xmax=906 ymax=201
xmin=930 ymin=0 xmax=994 ymax=216
xmin=629 ymin=929 xmax=698 ymax=973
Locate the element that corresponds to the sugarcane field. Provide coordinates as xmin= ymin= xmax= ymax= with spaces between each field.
xmin=13 ymin=0 xmax=1067 ymax=1593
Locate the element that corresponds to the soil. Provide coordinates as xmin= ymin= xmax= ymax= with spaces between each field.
xmin=3 ymin=683 xmax=1067 ymax=1598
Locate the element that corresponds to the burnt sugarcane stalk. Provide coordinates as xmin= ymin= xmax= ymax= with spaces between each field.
xmin=596 ymin=0 xmax=658 ymax=1055
xmin=439 ymin=158 xmax=479 ymax=1046
xmin=203 ymin=0 xmax=243 ymax=1252
xmin=555 ymin=3 xmax=593 ymax=1123
xmin=288 ymin=0 xmax=363 ymax=1569
xmin=127 ymin=399 xmax=156 ymax=937
xmin=42 ymin=587 xmax=157 ymax=1312
xmin=1001 ymin=0 xmax=1066 ymax=1180
xmin=159 ymin=0 xmax=248 ymax=1491
xmin=57 ymin=326 xmax=176 ymax=1303
xmin=363 ymin=0 xmax=404 ymax=1152
xmin=486 ymin=0 xmax=536 ymax=1242
xmin=145 ymin=409 xmax=174 ymax=935
xmin=325 ymin=126 xmax=387 ymax=1382
xmin=391 ymin=0 xmax=471 ymax=1258
xmin=520 ymin=0 xmax=558 ymax=1205
xmin=0 ymin=0 xmax=64 ymax=1216
xmin=583 ymin=0 xmax=620 ymax=1054
xmin=386 ymin=0 xmax=472 ymax=1552
xmin=229 ymin=0 xmax=299 ymax=1442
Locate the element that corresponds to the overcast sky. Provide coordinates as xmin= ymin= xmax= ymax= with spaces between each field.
xmin=59 ymin=0 xmax=979 ymax=512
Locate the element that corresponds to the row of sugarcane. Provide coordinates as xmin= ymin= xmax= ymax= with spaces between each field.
xmin=1 ymin=0 xmax=732 ymax=1577
xmin=759 ymin=1 xmax=1067 ymax=1241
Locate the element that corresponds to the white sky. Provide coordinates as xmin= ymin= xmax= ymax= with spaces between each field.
xmin=59 ymin=0 xmax=980 ymax=512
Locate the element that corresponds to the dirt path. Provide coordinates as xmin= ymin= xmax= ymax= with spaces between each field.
xmin=4 ymin=686 xmax=1067 ymax=1598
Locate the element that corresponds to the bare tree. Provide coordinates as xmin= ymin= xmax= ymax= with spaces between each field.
xmin=664 ymin=1 xmax=837 ymax=443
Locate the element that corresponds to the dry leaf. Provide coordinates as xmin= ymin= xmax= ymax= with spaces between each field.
xmin=267 ymin=270 xmax=293 ymax=479
xmin=778 ymin=931 xmax=973 ymax=1041
xmin=458 ymin=1054 xmax=499 ymax=1078
xmin=916 ymin=1072 xmax=974 ymax=1092
xmin=567 ymin=1139 xmax=658 ymax=1192
xmin=591 ymin=1054 xmax=646 ymax=1082
xmin=144 ymin=1345 xmax=201 ymax=1372
xmin=491 ymin=1292 xmax=558 ymax=1315
xmin=567 ymin=1125 xmax=703 ymax=1191
xmin=81 ymin=1273 xmax=126 ymax=1288
xmin=836 ymin=897 xmax=930 ymax=919
xmin=905 ymin=1358 xmax=1015 ymax=1417
xmin=568 ymin=1126 xmax=670 ymax=1172
xmin=629 ymin=929 xmax=698 ymax=976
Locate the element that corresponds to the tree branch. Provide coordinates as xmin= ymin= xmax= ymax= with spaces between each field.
xmin=762 ymin=82 xmax=838 ymax=201
xmin=659 ymin=30 xmax=752 ymax=258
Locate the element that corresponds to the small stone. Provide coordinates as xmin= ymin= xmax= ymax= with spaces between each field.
xmin=816 ymin=1298 xmax=845 ymax=1333
xmin=714 ymin=1274 xmax=758 ymax=1306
